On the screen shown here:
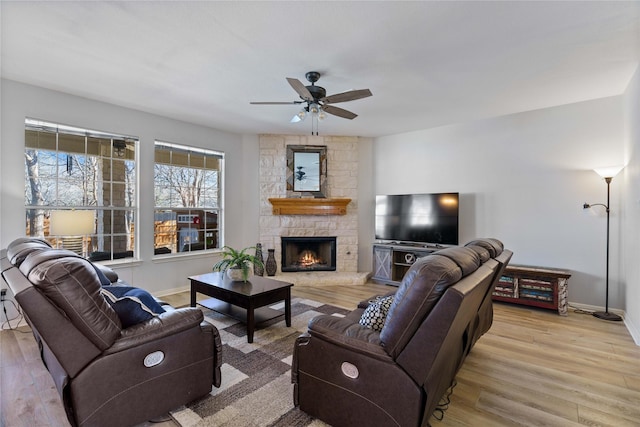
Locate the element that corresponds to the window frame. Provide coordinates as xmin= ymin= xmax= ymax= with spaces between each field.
xmin=24 ymin=118 xmax=138 ymax=262
xmin=153 ymin=140 xmax=224 ymax=258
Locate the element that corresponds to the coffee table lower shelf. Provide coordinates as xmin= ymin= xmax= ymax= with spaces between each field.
xmin=199 ymin=298 xmax=285 ymax=325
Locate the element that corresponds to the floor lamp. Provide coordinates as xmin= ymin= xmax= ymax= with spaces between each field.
xmin=583 ymin=166 xmax=624 ymax=322
xmin=49 ymin=210 xmax=95 ymax=257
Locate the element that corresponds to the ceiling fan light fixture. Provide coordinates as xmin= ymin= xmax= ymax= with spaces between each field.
xmin=309 ymin=103 xmax=320 ymax=115
xmin=318 ymin=110 xmax=327 ymax=121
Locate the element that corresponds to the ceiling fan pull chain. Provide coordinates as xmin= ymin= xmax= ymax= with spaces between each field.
xmin=312 ymin=114 xmax=319 ymax=136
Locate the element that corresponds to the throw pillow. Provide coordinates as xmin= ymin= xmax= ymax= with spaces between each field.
xmin=359 ymin=295 xmax=395 ymax=332
xmin=101 ymin=286 xmax=165 ymax=328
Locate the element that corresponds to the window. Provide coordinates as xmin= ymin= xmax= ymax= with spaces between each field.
xmin=24 ymin=118 xmax=137 ymax=261
xmin=154 ymin=141 xmax=223 ymax=255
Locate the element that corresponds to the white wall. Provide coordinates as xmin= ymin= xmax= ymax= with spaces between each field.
xmin=0 ymin=79 xmax=258 ymax=295
xmin=623 ymin=66 xmax=640 ymax=343
xmin=374 ymin=96 xmax=626 ymax=309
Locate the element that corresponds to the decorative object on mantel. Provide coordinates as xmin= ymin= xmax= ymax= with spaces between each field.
xmin=269 ymin=197 xmax=351 ymax=216
xmin=583 ymin=165 xmax=624 ymax=322
xmin=212 ymin=246 xmax=264 ymax=282
xmin=265 ymin=249 xmax=277 ymax=276
xmin=286 ymin=145 xmax=327 ymax=198
xmin=254 ymin=243 xmax=264 ymax=276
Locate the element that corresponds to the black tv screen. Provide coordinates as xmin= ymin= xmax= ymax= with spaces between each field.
xmin=375 ymin=193 xmax=459 ymax=245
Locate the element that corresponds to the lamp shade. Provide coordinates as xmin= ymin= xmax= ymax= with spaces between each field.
xmin=594 ymin=166 xmax=624 ymax=179
xmin=49 ymin=210 xmax=94 ymax=236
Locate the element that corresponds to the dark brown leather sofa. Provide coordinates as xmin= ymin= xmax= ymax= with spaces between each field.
xmin=1 ymin=238 xmax=222 ymax=427
xmin=292 ymin=238 xmax=512 ymax=427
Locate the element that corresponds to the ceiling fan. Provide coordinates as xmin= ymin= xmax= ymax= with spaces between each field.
xmin=250 ymin=71 xmax=372 ymax=122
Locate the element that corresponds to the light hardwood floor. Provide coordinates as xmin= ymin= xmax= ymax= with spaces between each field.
xmin=2 ymin=283 xmax=640 ymax=426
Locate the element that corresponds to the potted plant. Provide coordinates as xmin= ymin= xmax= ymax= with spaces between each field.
xmin=213 ymin=246 xmax=264 ymax=282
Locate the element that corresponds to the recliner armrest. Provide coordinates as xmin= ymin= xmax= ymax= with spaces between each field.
xmin=293 ymin=317 xmax=419 ymax=426
xmin=307 ymin=314 xmax=391 ymax=361
xmin=94 ymin=263 xmax=119 ymax=283
xmin=105 ymin=307 xmax=210 ymax=354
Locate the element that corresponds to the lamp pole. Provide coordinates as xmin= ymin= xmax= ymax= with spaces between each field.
xmin=592 ymin=176 xmax=622 ymax=322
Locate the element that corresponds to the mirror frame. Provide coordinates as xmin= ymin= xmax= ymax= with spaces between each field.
xmin=286 ymin=145 xmax=327 ymax=198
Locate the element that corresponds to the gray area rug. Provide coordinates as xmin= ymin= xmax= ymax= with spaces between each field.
xmin=170 ymin=298 xmax=349 ymax=427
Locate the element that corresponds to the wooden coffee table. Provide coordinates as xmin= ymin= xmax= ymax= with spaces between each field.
xmin=189 ymin=272 xmax=293 ymax=343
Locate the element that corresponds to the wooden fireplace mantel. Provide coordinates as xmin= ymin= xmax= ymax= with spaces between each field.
xmin=268 ymin=198 xmax=351 ymax=216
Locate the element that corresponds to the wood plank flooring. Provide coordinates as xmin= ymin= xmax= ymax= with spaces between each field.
xmin=2 ymin=283 xmax=639 ymax=427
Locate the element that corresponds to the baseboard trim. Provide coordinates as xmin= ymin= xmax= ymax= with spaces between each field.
xmin=154 ymin=285 xmax=189 ymax=298
xmin=625 ymin=316 xmax=640 ymax=346
xmin=568 ymin=301 xmax=625 ymax=318
xmin=569 ymin=301 xmax=639 ymax=346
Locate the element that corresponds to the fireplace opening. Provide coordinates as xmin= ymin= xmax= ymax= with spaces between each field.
xmin=281 ymin=236 xmax=337 ymax=272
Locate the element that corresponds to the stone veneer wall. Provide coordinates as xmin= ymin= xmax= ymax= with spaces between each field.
xmin=258 ymin=135 xmax=360 ymax=273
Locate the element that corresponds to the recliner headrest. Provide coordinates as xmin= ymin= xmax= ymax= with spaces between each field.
xmin=19 ymin=248 xmax=82 ymax=277
xmin=464 ymin=238 xmax=503 ymax=258
xmin=433 ymin=247 xmax=481 ymax=277
xmin=6 ymin=238 xmax=52 ymax=267
xmin=464 ymin=245 xmax=491 ymax=263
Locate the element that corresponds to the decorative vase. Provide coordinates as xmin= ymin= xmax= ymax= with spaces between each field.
xmin=265 ymin=249 xmax=277 ymax=276
xmin=254 ymin=243 xmax=264 ymax=276
xmin=226 ymin=267 xmax=246 ymax=282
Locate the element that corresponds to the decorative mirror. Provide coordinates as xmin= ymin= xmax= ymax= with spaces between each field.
xmin=286 ymin=145 xmax=327 ymax=198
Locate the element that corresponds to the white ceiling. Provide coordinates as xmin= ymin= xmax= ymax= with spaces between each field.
xmin=2 ymin=1 xmax=639 ymax=138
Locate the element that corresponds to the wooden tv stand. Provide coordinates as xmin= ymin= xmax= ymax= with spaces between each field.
xmin=493 ymin=265 xmax=571 ymax=315
xmin=373 ymin=245 xmax=572 ymax=316
xmin=372 ymin=243 xmax=441 ymax=286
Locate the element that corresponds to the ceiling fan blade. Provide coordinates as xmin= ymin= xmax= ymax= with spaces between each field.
xmin=250 ymin=101 xmax=302 ymax=105
xmin=286 ymin=77 xmax=313 ymax=101
xmin=322 ymin=89 xmax=372 ymax=104
xmin=322 ymin=105 xmax=358 ymax=120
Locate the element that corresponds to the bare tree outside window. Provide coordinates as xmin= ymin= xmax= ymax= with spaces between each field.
xmin=25 ymin=149 xmax=45 ymax=236
xmin=154 ymin=141 xmax=223 ymax=255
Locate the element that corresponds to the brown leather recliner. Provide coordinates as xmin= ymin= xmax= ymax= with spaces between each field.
xmin=464 ymin=238 xmax=513 ymax=350
xmin=1 ymin=238 xmax=222 ymax=427
xmin=292 ymin=238 xmax=511 ymax=427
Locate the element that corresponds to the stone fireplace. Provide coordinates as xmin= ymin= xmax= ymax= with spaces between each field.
xmin=258 ymin=135 xmax=371 ymax=285
xmin=281 ymin=236 xmax=337 ymax=272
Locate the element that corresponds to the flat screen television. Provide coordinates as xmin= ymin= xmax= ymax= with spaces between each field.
xmin=375 ymin=193 xmax=459 ymax=245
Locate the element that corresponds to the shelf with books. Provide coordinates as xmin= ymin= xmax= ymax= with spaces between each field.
xmin=492 ymin=265 xmax=571 ymax=315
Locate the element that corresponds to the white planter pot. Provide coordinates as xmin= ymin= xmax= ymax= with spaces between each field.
xmin=226 ymin=268 xmax=246 ymax=282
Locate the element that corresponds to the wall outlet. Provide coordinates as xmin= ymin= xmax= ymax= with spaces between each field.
xmin=0 ymin=288 xmax=6 ymax=301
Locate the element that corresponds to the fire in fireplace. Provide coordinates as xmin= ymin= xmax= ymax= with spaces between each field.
xmin=281 ymin=236 xmax=337 ymax=272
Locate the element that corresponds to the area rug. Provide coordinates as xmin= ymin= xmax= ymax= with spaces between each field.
xmin=170 ymin=298 xmax=349 ymax=427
